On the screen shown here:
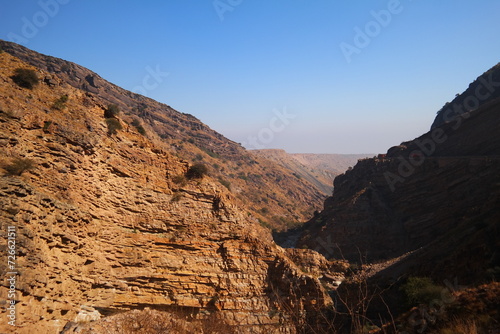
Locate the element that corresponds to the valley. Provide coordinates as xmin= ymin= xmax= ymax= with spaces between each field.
xmin=0 ymin=40 xmax=498 ymax=333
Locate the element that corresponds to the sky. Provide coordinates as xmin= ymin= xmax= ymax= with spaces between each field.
xmin=1 ymin=1 xmax=499 ymax=154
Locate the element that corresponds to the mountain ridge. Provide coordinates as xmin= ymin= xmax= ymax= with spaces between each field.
xmin=251 ymin=149 xmax=372 ymax=195
xmin=0 ymin=46 xmax=343 ymax=333
xmin=294 ymin=62 xmax=500 ymax=284
xmin=0 ymin=39 xmax=326 ymax=231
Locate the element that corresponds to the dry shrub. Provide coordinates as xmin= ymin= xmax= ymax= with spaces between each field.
xmin=186 ymin=163 xmax=208 ymax=179
xmin=106 ymin=118 xmax=122 ymax=135
xmin=11 ymin=68 xmax=39 ymax=89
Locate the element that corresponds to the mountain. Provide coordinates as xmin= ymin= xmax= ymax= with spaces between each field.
xmin=273 ymin=63 xmax=500 ymax=332
xmin=0 ymin=43 xmax=346 ymax=333
xmin=431 ymin=62 xmax=500 ymax=129
xmin=0 ymin=40 xmax=325 ymax=232
xmin=295 ymin=63 xmax=500 ymax=284
xmin=251 ymin=150 xmax=372 ymax=195
xmin=2 ymin=39 xmax=498 ymax=333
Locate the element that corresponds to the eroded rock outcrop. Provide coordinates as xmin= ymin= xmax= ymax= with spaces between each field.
xmin=0 ymin=51 xmax=335 ymax=333
xmin=0 ymin=39 xmax=326 ymax=232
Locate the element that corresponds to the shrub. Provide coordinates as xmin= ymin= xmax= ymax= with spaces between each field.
xmin=11 ymin=68 xmax=39 ymax=89
xmin=43 ymin=121 xmax=53 ymax=132
xmin=60 ymin=63 xmax=70 ymax=72
xmin=3 ymin=158 xmax=35 ymax=176
xmin=218 ymin=178 xmax=231 ymax=191
xmin=51 ymin=95 xmax=69 ymax=110
xmin=186 ymin=163 xmax=208 ymax=179
xmin=106 ymin=118 xmax=122 ymax=135
xmin=260 ymin=207 xmax=269 ymax=215
xmin=104 ymin=104 xmax=120 ymax=118
xmin=402 ymin=276 xmax=443 ymax=306
xmin=131 ymin=119 xmax=146 ymax=135
xmin=172 ymin=175 xmax=187 ymax=186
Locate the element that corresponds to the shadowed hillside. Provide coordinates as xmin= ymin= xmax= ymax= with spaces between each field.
xmin=296 ymin=63 xmax=500 ymax=282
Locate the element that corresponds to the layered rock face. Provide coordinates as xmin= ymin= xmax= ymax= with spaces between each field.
xmin=0 ymin=39 xmax=326 ymax=232
xmin=0 ymin=51 xmax=333 ymax=333
xmin=298 ymin=64 xmax=500 ymax=282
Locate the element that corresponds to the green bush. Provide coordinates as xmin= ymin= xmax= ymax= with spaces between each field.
xmin=104 ymin=104 xmax=120 ymax=118
xmin=106 ymin=118 xmax=122 ymax=135
xmin=3 ymin=158 xmax=35 ymax=176
xmin=186 ymin=163 xmax=208 ymax=179
xmin=402 ymin=276 xmax=443 ymax=306
xmin=51 ymin=95 xmax=69 ymax=110
xmin=11 ymin=68 xmax=39 ymax=89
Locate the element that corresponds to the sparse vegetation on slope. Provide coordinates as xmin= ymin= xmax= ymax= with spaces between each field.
xmin=186 ymin=163 xmax=208 ymax=179
xmin=11 ymin=67 xmax=39 ymax=89
xmin=0 ymin=48 xmax=333 ymax=333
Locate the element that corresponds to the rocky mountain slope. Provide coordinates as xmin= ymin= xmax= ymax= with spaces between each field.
xmin=0 ymin=48 xmax=346 ymax=333
xmin=295 ymin=63 xmax=500 ymax=285
xmin=431 ymin=62 xmax=500 ymax=129
xmin=0 ymin=40 xmax=326 ymax=232
xmin=251 ymin=150 xmax=371 ymax=196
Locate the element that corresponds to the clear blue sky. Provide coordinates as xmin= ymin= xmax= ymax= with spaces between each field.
xmin=1 ymin=1 xmax=499 ymax=153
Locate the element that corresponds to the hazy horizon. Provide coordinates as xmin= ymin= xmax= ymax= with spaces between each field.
xmin=2 ymin=1 xmax=500 ymax=154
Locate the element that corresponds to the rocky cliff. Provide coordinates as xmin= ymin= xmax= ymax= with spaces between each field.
xmin=0 ymin=40 xmax=325 ymax=232
xmin=0 ymin=49 xmax=339 ymax=333
xmin=297 ymin=63 xmax=500 ymax=284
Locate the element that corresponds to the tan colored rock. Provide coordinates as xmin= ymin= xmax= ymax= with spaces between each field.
xmin=0 ymin=51 xmax=332 ymax=334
